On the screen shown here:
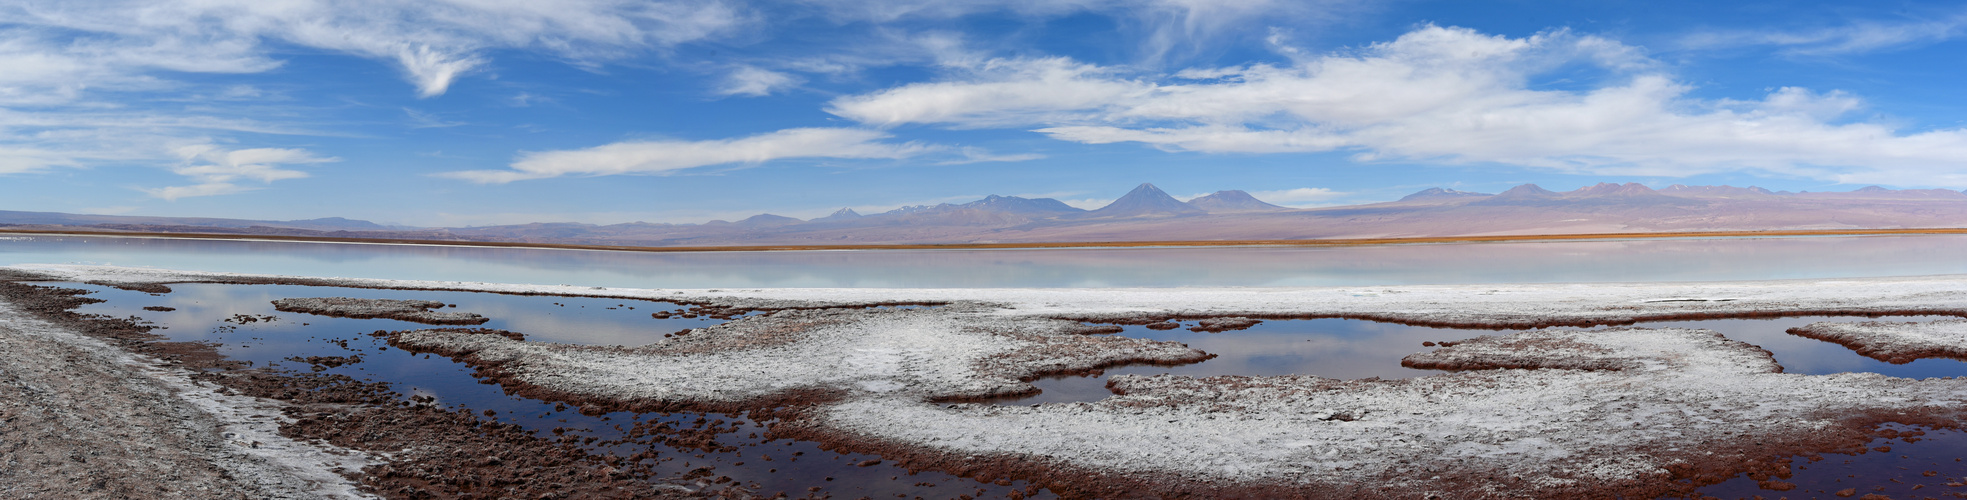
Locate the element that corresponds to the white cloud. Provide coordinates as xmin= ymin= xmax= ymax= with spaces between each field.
xmin=826 ymin=24 xmax=1967 ymax=187
xmin=828 ymin=56 xmax=1149 ymax=127
xmin=397 ymin=45 xmax=486 ymax=98
xmin=717 ymin=66 xmax=803 ymax=97
xmin=0 ymin=0 xmax=746 ymax=186
xmin=404 ymin=108 xmax=467 ymax=129
xmin=797 ymin=0 xmax=1363 ymax=63
xmin=1247 ymin=187 xmax=1345 ymax=207
xmin=0 ymin=0 xmax=745 ymax=99
xmin=1059 ymin=197 xmax=1116 ymax=210
xmin=141 ymin=182 xmax=257 ymax=201
xmin=142 ymin=145 xmax=337 ymax=201
xmin=1680 ymin=14 xmax=1967 ymax=56
xmin=0 ymin=104 xmax=326 ymax=180
xmin=936 ymin=147 xmax=1045 ymax=165
xmin=437 ymin=128 xmax=937 ymax=183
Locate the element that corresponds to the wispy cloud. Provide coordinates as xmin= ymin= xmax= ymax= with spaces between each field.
xmin=0 ymin=0 xmax=749 ymax=190
xmin=404 ymin=108 xmax=467 ymax=129
xmin=796 ymin=0 xmax=1367 ymax=65
xmin=825 ymin=24 xmax=1967 ymax=187
xmin=1059 ymin=197 xmax=1115 ymax=210
xmin=142 ymin=145 xmax=337 ymax=201
xmin=1680 ymin=14 xmax=1967 ymax=56
xmin=716 ymin=66 xmax=803 ymax=97
xmin=935 ymin=147 xmax=1045 ymax=165
xmin=436 ymin=128 xmax=939 ymax=183
xmin=0 ymin=0 xmax=746 ymax=99
xmin=1247 ymin=187 xmax=1346 ymax=207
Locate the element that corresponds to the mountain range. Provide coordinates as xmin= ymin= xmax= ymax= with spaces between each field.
xmin=8 ymin=182 xmax=1967 ymax=246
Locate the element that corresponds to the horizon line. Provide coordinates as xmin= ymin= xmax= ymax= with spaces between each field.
xmin=6 ymin=227 xmax=1967 ymax=254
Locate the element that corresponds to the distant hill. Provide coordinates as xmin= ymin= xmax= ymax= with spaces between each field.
xmin=810 ymin=208 xmax=863 ymax=223
xmin=962 ymin=195 xmax=1084 ymax=215
xmin=1080 ymin=183 xmax=1205 ymax=218
xmin=9 ymin=182 xmax=1967 ymax=246
xmin=1660 ymin=185 xmax=1786 ymax=198
xmin=0 ymin=210 xmax=397 ymax=232
xmin=1187 ymin=190 xmax=1290 ymax=212
xmin=1397 ymin=188 xmax=1490 ymax=202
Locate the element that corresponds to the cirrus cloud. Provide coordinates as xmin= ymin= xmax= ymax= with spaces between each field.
xmin=825 ymin=24 xmax=1967 ymax=187
xmin=142 ymin=145 xmax=338 ymax=201
xmin=1 ymin=0 xmax=745 ymax=99
xmin=436 ymin=127 xmax=940 ymax=183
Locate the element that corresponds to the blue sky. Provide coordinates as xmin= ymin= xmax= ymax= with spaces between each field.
xmin=6 ymin=0 xmax=1967 ymax=226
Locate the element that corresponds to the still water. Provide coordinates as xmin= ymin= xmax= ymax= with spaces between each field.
xmin=1010 ymin=316 xmax=1967 ymax=405
xmin=16 ymin=233 xmax=1967 ymax=497
xmin=5 ymin=233 xmax=1967 ymax=288
xmin=46 ymin=279 xmax=1967 ymax=498
xmin=59 ymin=282 xmax=1049 ymax=498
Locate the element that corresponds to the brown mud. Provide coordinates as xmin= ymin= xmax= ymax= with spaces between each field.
xmin=272 ymin=297 xmax=489 ymax=325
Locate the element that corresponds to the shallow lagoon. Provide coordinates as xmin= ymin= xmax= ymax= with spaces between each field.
xmin=17 ymin=234 xmax=1967 ymax=497
xmin=44 ymin=278 xmax=1967 ymax=498
xmin=57 ymin=282 xmax=1049 ymax=498
xmin=7 ymin=233 xmax=1967 ymax=287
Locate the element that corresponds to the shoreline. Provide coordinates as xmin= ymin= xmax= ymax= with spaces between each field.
xmin=6 ymin=226 xmax=1967 ymax=253
xmin=17 ymin=265 xmax=1967 ymax=497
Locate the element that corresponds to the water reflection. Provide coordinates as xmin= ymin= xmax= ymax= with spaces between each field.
xmin=1634 ymin=316 xmax=1967 ymax=378
xmin=1012 ymin=315 xmax=1967 ymax=405
xmin=8 ymin=233 xmax=1967 ymax=288
xmin=40 ymin=279 xmax=1967 ymax=497
xmin=58 ymin=282 xmax=1047 ymax=498
xmin=1699 ymin=424 xmax=1967 ymax=498
xmin=1017 ymin=319 xmax=1447 ymax=404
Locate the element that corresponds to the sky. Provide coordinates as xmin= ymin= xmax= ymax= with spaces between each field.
xmin=6 ymin=0 xmax=1967 ymax=227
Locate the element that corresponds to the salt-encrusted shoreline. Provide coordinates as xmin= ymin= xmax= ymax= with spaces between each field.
xmin=1789 ymin=318 xmax=1967 ymax=364
xmin=271 ymin=297 xmax=489 ymax=325
xmin=19 ymin=263 xmax=1967 ymax=328
xmin=13 ymin=263 xmax=1967 ymax=497
xmin=0 ymin=283 xmax=374 ymax=499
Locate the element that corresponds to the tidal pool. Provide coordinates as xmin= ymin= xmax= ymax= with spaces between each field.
xmin=56 ymin=282 xmax=1048 ymax=499
xmin=1006 ymin=315 xmax=1967 ymax=406
xmin=45 ymin=278 xmax=1967 ymax=498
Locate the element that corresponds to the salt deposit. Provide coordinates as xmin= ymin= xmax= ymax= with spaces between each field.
xmin=13 ymin=264 xmax=1967 ymax=496
xmin=271 ymin=297 xmax=487 ymax=325
xmin=1789 ymin=318 xmax=1967 ymax=364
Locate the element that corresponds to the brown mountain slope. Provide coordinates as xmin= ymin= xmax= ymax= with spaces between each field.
xmin=9 ymin=183 xmax=1967 ymax=246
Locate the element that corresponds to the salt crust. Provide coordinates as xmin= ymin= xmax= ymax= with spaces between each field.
xmin=393 ymin=305 xmax=1206 ymax=403
xmin=16 ymin=264 xmax=1967 ymax=495
xmin=19 ymin=264 xmax=1967 ymax=326
xmin=0 ymin=294 xmax=375 ymax=499
xmin=1791 ymin=318 xmax=1967 ymax=363
xmin=271 ymin=297 xmax=487 ymax=325
xmin=816 ymin=328 xmax=1967 ymax=496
